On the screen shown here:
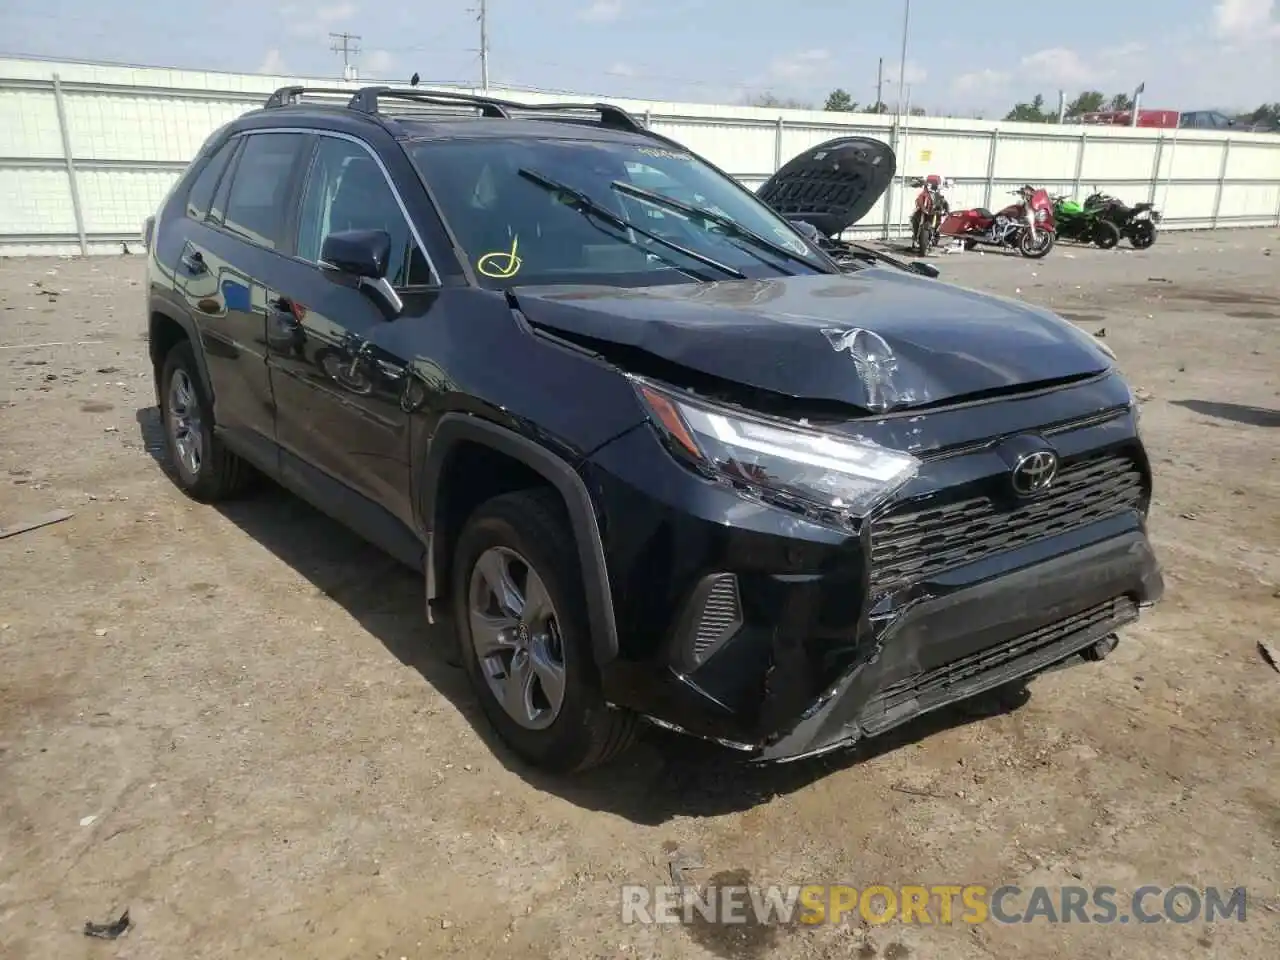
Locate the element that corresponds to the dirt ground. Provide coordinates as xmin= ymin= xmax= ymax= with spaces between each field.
xmin=1 ymin=229 xmax=1278 ymax=960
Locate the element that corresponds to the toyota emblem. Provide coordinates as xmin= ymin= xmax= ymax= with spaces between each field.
xmin=1011 ymin=450 xmax=1058 ymax=496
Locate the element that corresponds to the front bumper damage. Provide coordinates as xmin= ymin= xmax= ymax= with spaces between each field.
xmin=587 ymin=394 xmax=1164 ymax=764
xmin=756 ymin=530 xmax=1164 ymax=762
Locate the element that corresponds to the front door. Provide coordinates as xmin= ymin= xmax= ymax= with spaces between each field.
xmin=266 ymin=133 xmax=439 ymax=528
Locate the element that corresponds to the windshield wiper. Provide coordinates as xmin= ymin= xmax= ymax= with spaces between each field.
xmin=516 ymin=168 xmax=745 ymax=280
xmin=609 ymin=180 xmax=829 ymax=273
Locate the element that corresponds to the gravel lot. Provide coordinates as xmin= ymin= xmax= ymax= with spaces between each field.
xmin=1 ymin=229 xmax=1278 ymax=960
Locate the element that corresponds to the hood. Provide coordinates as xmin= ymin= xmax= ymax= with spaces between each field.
xmin=756 ymin=137 xmax=896 ymax=238
xmin=511 ymin=271 xmax=1114 ymax=414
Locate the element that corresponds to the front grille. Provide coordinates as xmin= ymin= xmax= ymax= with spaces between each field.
xmin=870 ymin=453 xmax=1145 ymax=593
xmin=858 ymin=596 xmax=1137 ymax=735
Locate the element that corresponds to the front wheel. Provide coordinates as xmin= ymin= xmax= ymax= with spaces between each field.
xmin=452 ymin=488 xmax=637 ymax=773
xmin=914 ymin=218 xmax=932 ymax=256
xmin=1092 ymin=220 xmax=1121 ymax=249
xmin=1019 ymin=228 xmax=1054 ymax=259
xmin=1129 ymin=220 xmax=1157 ymax=249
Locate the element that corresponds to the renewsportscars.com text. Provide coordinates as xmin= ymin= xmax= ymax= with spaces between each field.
xmin=620 ymin=884 xmax=1249 ymax=926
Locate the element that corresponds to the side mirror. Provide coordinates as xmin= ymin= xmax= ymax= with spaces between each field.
xmin=320 ymin=229 xmax=402 ymax=317
xmin=909 ymin=260 xmax=940 ymax=279
xmin=321 ymin=229 xmax=390 ymax=279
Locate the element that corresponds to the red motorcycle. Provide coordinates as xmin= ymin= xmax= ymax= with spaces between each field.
xmin=938 ymin=184 xmax=1056 ymax=259
xmin=908 ymin=175 xmax=952 ymax=256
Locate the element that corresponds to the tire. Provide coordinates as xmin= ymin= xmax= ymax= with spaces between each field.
xmin=1129 ymin=220 xmax=1157 ymax=249
xmin=1092 ymin=220 xmax=1121 ymax=249
xmin=914 ymin=218 xmax=931 ymax=257
xmin=1019 ymin=228 xmax=1054 ymax=259
xmin=452 ymin=488 xmax=637 ymax=773
xmin=159 ymin=340 xmax=253 ymax=502
xmin=963 ymin=238 xmax=978 ymax=251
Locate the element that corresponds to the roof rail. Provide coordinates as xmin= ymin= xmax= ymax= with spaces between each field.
xmin=264 ymin=86 xmax=360 ymax=109
xmin=348 ymin=87 xmax=512 ymax=118
xmin=347 ymin=86 xmax=646 ymax=132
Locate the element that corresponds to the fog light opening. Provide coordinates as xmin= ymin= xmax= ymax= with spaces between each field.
xmin=1082 ymin=633 xmax=1120 ymax=662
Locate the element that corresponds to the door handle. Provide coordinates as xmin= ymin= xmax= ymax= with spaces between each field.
xmin=180 ymin=249 xmax=206 ymax=275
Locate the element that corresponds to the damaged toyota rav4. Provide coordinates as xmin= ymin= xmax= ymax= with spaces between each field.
xmin=144 ymin=86 xmax=1163 ymax=772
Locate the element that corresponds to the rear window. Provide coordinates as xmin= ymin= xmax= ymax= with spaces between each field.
xmin=221 ymin=133 xmax=309 ymax=251
xmin=185 ymin=139 xmax=237 ymax=221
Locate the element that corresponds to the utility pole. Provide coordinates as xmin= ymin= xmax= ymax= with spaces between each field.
xmin=479 ymin=0 xmax=490 ymax=91
xmin=329 ymin=31 xmax=361 ymax=80
xmin=876 ymin=57 xmax=883 ymax=112
xmin=1057 ymin=89 xmax=1066 ymax=124
xmin=895 ymin=0 xmax=910 ymax=118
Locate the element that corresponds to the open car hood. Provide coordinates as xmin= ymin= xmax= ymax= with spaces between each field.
xmin=756 ymin=137 xmax=897 ymax=238
xmin=511 ymin=270 xmax=1114 ymax=414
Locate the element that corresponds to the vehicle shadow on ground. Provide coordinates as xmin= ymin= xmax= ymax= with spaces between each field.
xmin=1171 ymin=399 xmax=1280 ymax=428
xmin=136 ymin=406 xmax=1032 ymax=824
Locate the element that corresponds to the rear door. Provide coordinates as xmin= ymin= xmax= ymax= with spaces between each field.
xmin=176 ymin=130 xmax=310 ymax=464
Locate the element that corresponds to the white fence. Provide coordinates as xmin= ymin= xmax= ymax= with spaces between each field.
xmin=3 ymin=55 xmax=1280 ymax=257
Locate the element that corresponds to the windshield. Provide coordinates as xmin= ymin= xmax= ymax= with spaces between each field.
xmin=406 ymin=137 xmax=832 ymax=288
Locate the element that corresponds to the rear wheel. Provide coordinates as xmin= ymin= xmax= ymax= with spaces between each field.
xmin=159 ymin=341 xmax=253 ymax=502
xmin=1019 ymin=229 xmax=1054 ymax=259
xmin=1092 ymin=220 xmax=1121 ymax=249
xmin=452 ymin=488 xmax=637 ymax=773
xmin=1129 ymin=220 xmax=1157 ymax=249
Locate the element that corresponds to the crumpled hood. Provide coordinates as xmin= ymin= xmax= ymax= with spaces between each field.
xmin=511 ymin=269 xmax=1113 ymax=412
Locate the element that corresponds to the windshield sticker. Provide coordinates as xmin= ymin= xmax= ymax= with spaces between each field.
xmin=477 ymin=235 xmax=522 ymax=279
xmin=636 ymin=147 xmax=691 ymax=161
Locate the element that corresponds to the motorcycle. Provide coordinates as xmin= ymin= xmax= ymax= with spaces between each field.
xmin=1051 ymin=194 xmax=1122 ymax=248
xmin=1084 ymin=189 xmax=1161 ymax=249
xmin=938 ymin=184 xmax=1056 ymax=259
xmin=907 ymin=175 xmax=952 ymax=256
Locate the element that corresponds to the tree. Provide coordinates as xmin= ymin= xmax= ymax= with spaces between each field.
xmin=1066 ymin=90 xmax=1106 ymax=117
xmin=824 ymin=88 xmax=856 ymax=112
xmin=868 ymin=100 xmax=889 ymax=114
xmin=747 ymin=91 xmax=813 ymax=110
xmin=1108 ymin=92 xmax=1134 ymax=112
xmin=909 ymin=106 xmax=927 ymax=116
xmin=1005 ymin=93 xmax=1051 ymax=123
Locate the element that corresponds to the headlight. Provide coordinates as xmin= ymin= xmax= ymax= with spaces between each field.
xmin=635 ymin=379 xmax=919 ymax=522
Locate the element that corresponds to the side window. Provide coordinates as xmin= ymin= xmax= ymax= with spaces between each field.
xmin=185 ymin=139 xmax=236 ymax=221
xmin=222 ymin=133 xmax=308 ymax=251
xmin=209 ymin=138 xmax=243 ymax=224
xmin=295 ymin=136 xmax=433 ymax=287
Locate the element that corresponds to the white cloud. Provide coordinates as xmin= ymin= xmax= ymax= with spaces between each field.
xmin=1213 ymin=0 xmax=1280 ymax=41
xmin=768 ymin=48 xmax=831 ymax=80
xmin=578 ymin=0 xmax=623 ymax=22
xmin=364 ymin=49 xmax=396 ymax=76
xmin=953 ymin=69 xmax=1011 ymax=97
xmin=283 ymin=2 xmax=357 ymax=38
xmin=258 ymin=48 xmax=287 ymax=75
xmin=1020 ymin=47 xmax=1095 ymax=87
xmin=606 ymin=61 xmax=636 ymax=77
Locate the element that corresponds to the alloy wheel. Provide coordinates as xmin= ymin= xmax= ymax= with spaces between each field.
xmin=467 ymin=546 xmax=567 ymax=730
xmin=168 ymin=368 xmax=203 ymax=477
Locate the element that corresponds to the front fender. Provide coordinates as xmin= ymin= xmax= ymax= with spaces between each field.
xmin=418 ymin=413 xmax=621 ymax=665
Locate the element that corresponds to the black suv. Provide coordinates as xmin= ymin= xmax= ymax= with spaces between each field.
xmin=142 ymin=86 xmax=1163 ymax=772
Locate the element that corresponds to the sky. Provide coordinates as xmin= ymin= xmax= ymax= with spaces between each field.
xmin=3 ymin=0 xmax=1278 ymax=116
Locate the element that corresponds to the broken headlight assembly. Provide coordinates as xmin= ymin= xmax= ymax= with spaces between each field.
xmin=635 ymin=379 xmax=919 ymax=523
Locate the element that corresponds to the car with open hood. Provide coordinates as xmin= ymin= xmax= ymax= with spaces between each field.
xmin=142 ymin=86 xmax=1164 ymax=772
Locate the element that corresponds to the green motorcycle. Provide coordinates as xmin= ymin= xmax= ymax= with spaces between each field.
xmin=1051 ymin=195 xmax=1122 ymax=249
